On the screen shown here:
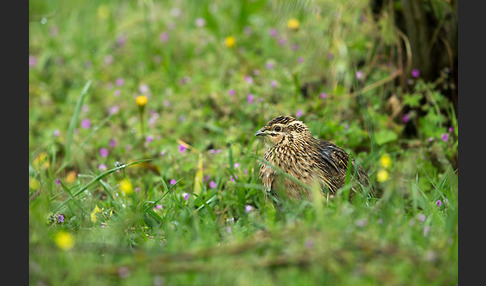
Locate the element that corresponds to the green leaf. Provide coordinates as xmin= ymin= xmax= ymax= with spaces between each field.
xmin=403 ymin=93 xmax=422 ymax=108
xmin=374 ymin=129 xmax=398 ymax=145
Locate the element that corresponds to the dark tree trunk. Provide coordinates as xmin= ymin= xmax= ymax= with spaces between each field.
xmin=371 ymin=0 xmax=458 ymax=115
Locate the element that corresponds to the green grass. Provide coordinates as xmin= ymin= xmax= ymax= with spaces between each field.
xmin=29 ymin=0 xmax=458 ymax=285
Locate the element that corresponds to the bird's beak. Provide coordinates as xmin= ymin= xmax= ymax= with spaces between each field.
xmin=254 ymin=128 xmax=266 ymax=136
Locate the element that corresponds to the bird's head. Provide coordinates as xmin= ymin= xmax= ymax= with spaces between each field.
xmin=254 ymin=115 xmax=311 ymax=145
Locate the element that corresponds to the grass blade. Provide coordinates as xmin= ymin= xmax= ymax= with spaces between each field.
xmin=52 ymin=158 xmax=152 ymax=213
xmin=61 ymin=80 xmax=92 ymax=171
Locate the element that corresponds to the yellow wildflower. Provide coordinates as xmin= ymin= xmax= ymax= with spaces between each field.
xmin=379 ymin=154 xmax=392 ymax=169
xmin=33 ymin=152 xmax=50 ymax=170
xmin=55 ymin=231 xmax=75 ymax=251
xmin=65 ymin=170 xmax=77 ymax=183
xmin=119 ymin=179 xmax=134 ymax=195
xmin=225 ymin=36 xmax=235 ymax=48
xmin=90 ymin=205 xmax=102 ymax=223
xmin=287 ymin=18 xmax=300 ymax=30
xmin=136 ymin=95 xmax=148 ymax=107
xmin=97 ymin=5 xmax=110 ymax=19
xmin=376 ymin=169 xmax=389 ymax=182
xmin=29 ymin=177 xmax=40 ymax=190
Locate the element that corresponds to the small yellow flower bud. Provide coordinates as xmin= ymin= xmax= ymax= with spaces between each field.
xmin=119 ymin=179 xmax=134 ymax=195
xmin=97 ymin=5 xmax=110 ymax=20
xmin=55 ymin=231 xmax=75 ymax=251
xmin=287 ymin=19 xmax=300 ymax=30
xmin=379 ymin=154 xmax=392 ymax=169
xmin=65 ymin=170 xmax=77 ymax=183
xmin=376 ymin=169 xmax=389 ymax=182
xmin=90 ymin=205 xmax=102 ymax=223
xmin=136 ymin=95 xmax=148 ymax=107
xmin=225 ymin=36 xmax=235 ymax=48
xmin=33 ymin=152 xmax=50 ymax=170
xmin=29 ymin=177 xmax=40 ymax=190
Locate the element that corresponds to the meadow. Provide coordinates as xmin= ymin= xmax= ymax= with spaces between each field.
xmin=29 ymin=0 xmax=458 ymax=285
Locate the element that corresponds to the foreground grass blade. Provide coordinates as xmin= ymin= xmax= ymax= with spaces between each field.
xmin=61 ymin=80 xmax=92 ymax=171
xmin=52 ymin=159 xmax=152 ymax=213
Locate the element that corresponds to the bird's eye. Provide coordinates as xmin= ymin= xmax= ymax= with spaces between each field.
xmin=274 ymin=126 xmax=281 ymax=132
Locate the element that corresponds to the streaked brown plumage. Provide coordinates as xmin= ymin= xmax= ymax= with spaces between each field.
xmin=255 ymin=116 xmax=374 ymax=200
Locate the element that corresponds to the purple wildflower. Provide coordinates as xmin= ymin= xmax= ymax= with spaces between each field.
xmin=270 ymin=80 xmax=277 ymax=88
xmin=356 ymin=70 xmax=363 ymax=80
xmin=183 ymin=193 xmax=189 ymax=201
xmin=292 ymin=44 xmax=299 ymax=51
xmin=57 ymin=214 xmax=64 ymax=223
xmin=146 ymin=135 xmax=154 ymax=143
xmin=253 ymin=69 xmax=260 ymax=76
xmin=99 ymin=164 xmax=107 ymax=171
xmin=55 ymin=178 xmax=61 ymax=186
xmin=53 ymin=129 xmax=60 ymax=137
xmin=104 ymin=55 xmax=114 ymax=65
xmin=135 ymin=187 xmax=140 ymax=192
xmin=320 ymin=93 xmax=327 ymax=99
xmin=441 ymin=133 xmax=449 ymax=142
xmin=195 ymin=17 xmax=206 ymax=27
xmin=99 ymin=148 xmax=109 ymax=158
xmin=428 ymin=137 xmax=433 ymax=143
xmin=126 ymin=144 xmax=132 ymax=151
xmin=298 ymin=57 xmax=304 ymax=63
xmin=101 ymin=222 xmax=106 ymax=228
xmin=113 ymin=89 xmax=121 ymax=97
xmin=228 ymin=89 xmax=235 ymax=96
xmin=170 ymin=179 xmax=177 ymax=185
xmin=210 ymin=149 xmax=216 ymax=154
xmin=402 ymin=113 xmax=410 ymax=123
xmin=278 ymin=38 xmax=286 ymax=45
xmin=139 ymin=84 xmax=149 ymax=93
xmin=418 ymin=214 xmax=426 ymax=222
xmin=116 ymin=78 xmax=124 ymax=86
xmin=356 ymin=219 xmax=368 ymax=228
xmin=266 ymin=62 xmax=274 ymax=69
xmin=244 ymin=75 xmax=254 ymax=84
xmin=81 ymin=119 xmax=91 ymax=129
xmin=160 ymin=32 xmax=169 ymax=42
xmin=269 ymin=28 xmax=278 ymax=37
xmin=209 ymin=181 xmax=217 ymax=189
xmin=117 ymin=36 xmax=126 ymax=47
xmin=436 ymin=200 xmax=442 ymax=207
xmin=154 ymin=204 xmax=163 ymax=210
xmin=234 ymin=162 xmax=240 ymax=168
xmin=29 ymin=55 xmax=37 ymax=67
xmin=411 ymin=69 xmax=420 ymax=78
xmin=243 ymin=26 xmax=252 ymax=35
xmin=449 ymin=127 xmax=454 ymax=133
xmin=109 ymin=139 xmax=116 ymax=148
xmin=178 ymin=144 xmax=187 ymax=153
xmin=216 ymin=149 xmax=221 ymax=154
xmin=247 ymin=94 xmax=255 ymax=104
xmin=296 ymin=109 xmax=303 ymax=118
xmin=245 ymin=205 xmax=253 ymax=213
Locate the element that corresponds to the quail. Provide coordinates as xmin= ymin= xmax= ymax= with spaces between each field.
xmin=255 ymin=116 xmax=374 ymax=200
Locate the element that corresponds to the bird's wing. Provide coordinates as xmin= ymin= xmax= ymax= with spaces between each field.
xmin=315 ymin=139 xmax=350 ymax=174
